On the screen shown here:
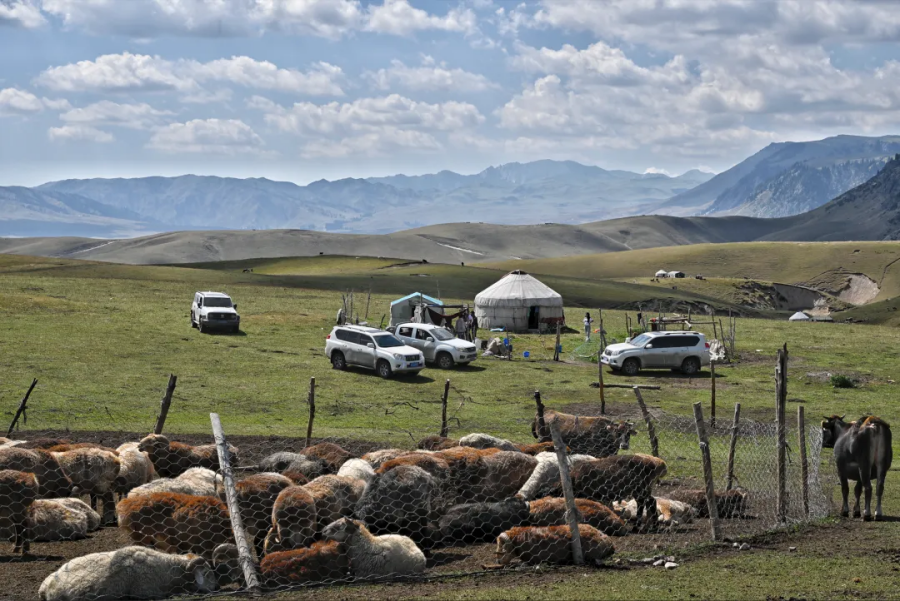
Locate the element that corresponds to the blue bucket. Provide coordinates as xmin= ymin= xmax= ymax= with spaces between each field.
xmin=523 ymin=351 xmax=530 ymax=358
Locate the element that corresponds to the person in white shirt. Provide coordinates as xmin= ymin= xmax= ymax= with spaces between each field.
xmin=583 ymin=312 xmax=593 ymax=342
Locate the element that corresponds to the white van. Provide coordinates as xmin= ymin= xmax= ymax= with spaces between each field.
xmin=394 ymin=323 xmax=478 ymax=369
xmin=326 ymin=325 xmax=425 ymax=378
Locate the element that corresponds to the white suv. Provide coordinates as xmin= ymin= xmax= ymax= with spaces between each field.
xmin=602 ymin=331 xmax=710 ymax=376
xmin=394 ymin=323 xmax=478 ymax=369
xmin=191 ymin=292 xmax=240 ymax=333
xmin=326 ymin=325 xmax=425 ymax=378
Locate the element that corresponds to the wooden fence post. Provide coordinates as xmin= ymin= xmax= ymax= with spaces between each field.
xmin=305 ymin=377 xmax=316 ymax=448
xmin=692 ymin=402 xmax=720 ymax=541
xmin=633 ymin=387 xmax=659 ymax=458
xmin=710 ymin=361 xmax=716 ymax=429
xmin=798 ymin=405 xmax=809 ymax=518
xmin=534 ymin=390 xmax=550 ymax=442
xmin=553 ymin=323 xmax=561 ymax=362
xmin=7 ymin=379 xmax=37 ymax=437
xmin=549 ymin=417 xmax=583 ymax=565
xmin=154 ymin=374 xmax=177 ymax=435
xmin=440 ymin=379 xmax=451 ymax=438
xmin=598 ymin=348 xmax=606 ymax=415
xmin=725 ymin=403 xmax=741 ymax=491
xmin=775 ymin=344 xmax=788 ymax=524
xmin=210 ymin=413 xmax=261 ymax=592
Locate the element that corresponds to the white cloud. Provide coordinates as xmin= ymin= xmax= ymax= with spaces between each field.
xmin=301 ymin=128 xmax=442 ymax=158
xmin=48 ymin=124 xmax=114 ymax=143
xmin=35 ymin=53 xmax=345 ymax=97
xmin=364 ymin=57 xmax=497 ymax=92
xmin=365 ymin=0 xmax=477 ymax=36
xmin=0 ymin=88 xmax=70 ymax=115
xmin=0 ymin=0 xmax=45 ymax=28
xmin=644 ymin=167 xmax=673 ymax=176
xmin=147 ymin=118 xmax=266 ymax=154
xmin=60 ymin=101 xmax=174 ymax=130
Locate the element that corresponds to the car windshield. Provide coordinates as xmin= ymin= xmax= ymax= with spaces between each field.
xmin=373 ymin=334 xmax=405 ymax=348
xmin=204 ymin=297 xmax=232 ymax=308
xmin=431 ymin=329 xmax=455 ymax=341
xmin=630 ymin=334 xmax=653 ymax=346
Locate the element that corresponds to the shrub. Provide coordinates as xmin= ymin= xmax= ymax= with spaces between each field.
xmin=830 ymin=374 xmax=857 ymax=389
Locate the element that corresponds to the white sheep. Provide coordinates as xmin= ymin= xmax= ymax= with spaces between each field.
xmin=38 ymin=545 xmax=217 ymax=601
xmin=458 ymin=433 xmax=520 ymax=453
xmin=127 ymin=467 xmax=217 ymax=498
xmin=613 ymin=497 xmax=696 ymax=526
xmin=27 ymin=498 xmax=101 ymax=541
xmin=336 ymin=459 xmax=376 ymax=492
xmin=359 ymin=449 xmax=407 ymax=470
xmin=515 ymin=452 xmax=596 ymax=501
xmin=322 ymin=518 xmax=426 ymax=580
xmin=114 ymin=442 xmax=156 ymax=497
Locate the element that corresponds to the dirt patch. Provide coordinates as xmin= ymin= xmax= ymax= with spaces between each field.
xmin=838 ymin=274 xmax=880 ymax=305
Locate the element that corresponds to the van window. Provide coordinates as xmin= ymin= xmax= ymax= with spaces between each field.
xmin=358 ymin=334 xmax=374 ymax=347
xmin=335 ymin=330 xmax=359 ymax=344
xmin=398 ymin=326 xmax=413 ymax=337
xmin=650 ymin=336 xmax=677 ymax=349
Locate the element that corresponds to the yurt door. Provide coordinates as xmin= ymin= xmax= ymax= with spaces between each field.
xmin=528 ymin=306 xmax=540 ymax=329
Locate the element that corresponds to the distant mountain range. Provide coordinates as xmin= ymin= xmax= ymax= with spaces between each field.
xmin=0 ymin=160 xmax=712 ymax=238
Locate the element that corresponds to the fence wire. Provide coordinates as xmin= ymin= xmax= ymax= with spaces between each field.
xmin=0 ymin=393 xmax=842 ymax=601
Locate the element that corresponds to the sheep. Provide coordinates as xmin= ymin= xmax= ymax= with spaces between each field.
xmin=528 ymin=497 xmax=628 ymax=536
xmin=0 ymin=447 xmax=72 ymax=498
xmin=357 ymin=465 xmax=440 ymax=550
xmin=496 ymin=524 xmax=615 ymax=566
xmin=51 ymin=447 xmax=121 ymax=525
xmin=360 ymin=449 xmax=408 ymax=470
xmin=433 ymin=447 xmax=492 ymax=505
xmin=38 ymin=545 xmax=217 ymax=601
xmin=438 ymin=498 xmax=530 ymax=544
xmin=336 ymin=459 xmax=376 ymax=491
xmin=613 ymin=497 xmax=696 ymax=527
xmin=0 ymin=438 xmax=26 ymax=450
xmin=515 ymin=452 xmax=595 ymax=501
xmin=569 ymin=454 xmax=668 ymax=523
xmin=16 ymin=438 xmax=71 ymax=450
xmin=0 ymin=469 xmax=38 ymax=554
xmin=517 ymin=442 xmax=557 ymax=456
xmin=259 ymin=452 xmax=328 ymax=480
xmin=263 ymin=485 xmax=318 ymax=554
xmin=46 ymin=443 xmax=106 ymax=453
xmin=114 ymin=442 xmax=156 ymax=498
xmin=304 ymin=475 xmax=367 ymax=531
xmin=417 ymin=436 xmax=460 ymax=451
xmin=458 ymin=433 xmax=520 ymax=453
xmin=376 ymin=454 xmax=451 ymax=482
xmin=323 ymin=518 xmax=426 ymax=580
xmin=667 ymin=488 xmax=750 ymax=518
xmin=281 ymin=469 xmax=309 ymax=486
xmin=533 ymin=410 xmax=636 ymax=457
xmin=260 ymin=541 xmax=349 ymax=587
xmin=3 ymin=498 xmax=102 ymax=541
xmin=117 ymin=492 xmax=232 ymax=559
xmin=302 ymin=442 xmax=352 ymax=473
xmin=128 ymin=467 xmax=218 ymax=498
xmin=216 ymin=473 xmax=293 ymax=556
xmin=480 ymin=451 xmax=538 ymax=502
xmin=138 ymin=434 xmax=236 ymax=479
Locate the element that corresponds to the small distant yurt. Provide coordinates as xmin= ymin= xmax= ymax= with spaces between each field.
xmin=655 ymin=269 xmax=668 ymax=278
xmin=668 ymin=271 xmax=686 ymax=279
xmin=789 ymin=311 xmax=811 ymax=322
xmin=390 ymin=292 xmax=443 ymax=328
xmin=474 ymin=270 xmax=564 ymax=332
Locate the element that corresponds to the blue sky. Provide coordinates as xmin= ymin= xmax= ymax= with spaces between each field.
xmin=3 ymin=0 xmax=900 ymax=186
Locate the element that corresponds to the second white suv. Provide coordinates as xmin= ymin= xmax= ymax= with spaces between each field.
xmin=191 ymin=291 xmax=240 ymax=333
xmin=394 ymin=323 xmax=478 ymax=369
xmin=602 ymin=331 xmax=710 ymax=376
xmin=326 ymin=325 xmax=425 ymax=378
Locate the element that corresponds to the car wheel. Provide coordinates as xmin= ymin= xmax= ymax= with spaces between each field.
xmin=231 ymin=325 xmax=240 ymax=334
xmin=437 ymin=352 xmax=455 ymax=370
xmin=622 ymin=358 xmax=640 ymax=376
xmin=191 ymin=314 xmax=197 ymax=328
xmin=198 ymin=320 xmax=206 ymax=333
xmin=331 ymin=352 xmax=346 ymax=371
xmin=681 ymin=357 xmax=701 ymax=375
xmin=376 ymin=360 xmax=393 ymax=379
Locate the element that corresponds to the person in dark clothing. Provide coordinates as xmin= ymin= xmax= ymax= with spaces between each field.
xmin=471 ymin=313 xmax=479 ymax=341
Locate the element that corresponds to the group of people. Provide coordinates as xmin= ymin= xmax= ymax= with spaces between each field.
xmin=447 ymin=308 xmax=478 ymax=342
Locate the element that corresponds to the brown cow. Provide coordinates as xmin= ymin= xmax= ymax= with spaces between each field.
xmin=822 ymin=415 xmax=893 ymax=521
xmin=532 ymin=409 xmax=636 ymax=457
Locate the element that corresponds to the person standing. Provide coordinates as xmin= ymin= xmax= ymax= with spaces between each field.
xmin=583 ymin=312 xmax=593 ymax=342
xmin=456 ymin=311 xmax=467 ymax=340
xmin=471 ymin=312 xmax=479 ymax=342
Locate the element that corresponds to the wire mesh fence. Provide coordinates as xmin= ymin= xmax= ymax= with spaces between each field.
xmin=0 ymin=374 xmax=841 ymax=601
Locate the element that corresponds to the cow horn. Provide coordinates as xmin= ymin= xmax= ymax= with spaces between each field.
xmin=840 ymin=415 xmax=846 ymax=421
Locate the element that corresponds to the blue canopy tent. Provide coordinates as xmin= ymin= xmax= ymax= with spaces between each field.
xmin=389 ymin=292 xmax=444 ymax=328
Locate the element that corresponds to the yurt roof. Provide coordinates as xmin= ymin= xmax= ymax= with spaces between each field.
xmin=475 ymin=270 xmax=563 ymax=308
xmin=789 ymin=311 xmax=811 ymax=321
xmin=390 ymin=292 xmax=443 ymax=307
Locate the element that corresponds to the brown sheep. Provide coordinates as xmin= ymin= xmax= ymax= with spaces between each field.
xmin=376 ymin=454 xmax=451 ymax=481
xmin=668 ymin=488 xmax=749 ymax=518
xmin=45 ymin=443 xmax=106 ymax=453
xmin=16 ymin=438 xmax=71 ymax=450
xmin=417 ymin=436 xmax=460 ymax=451
xmin=138 ymin=434 xmax=236 ymax=479
xmin=0 ymin=470 xmax=38 ymax=554
xmin=360 ymin=449 xmax=408 ymax=470
xmin=263 ymin=485 xmax=318 ymax=554
xmin=496 ymin=524 xmax=615 ymax=566
xmin=117 ymin=492 xmax=232 ymax=559
xmin=517 ymin=442 xmax=558 ymax=456
xmin=533 ymin=409 xmax=637 ymax=457
xmin=528 ymin=497 xmax=628 ymax=536
xmin=304 ymin=475 xmax=367 ymax=531
xmin=52 ymin=447 xmax=121 ymax=525
xmin=0 ymin=447 xmax=72 ymax=498
xmin=260 ymin=541 xmax=349 ymax=587
xmin=217 ymin=473 xmax=293 ymax=556
xmin=569 ymin=454 xmax=668 ymax=523
xmin=480 ymin=451 xmax=538 ymax=502
xmin=281 ymin=470 xmax=309 ymax=486
xmin=301 ymin=443 xmax=352 ymax=473
xmin=434 ymin=447 xmax=493 ymax=505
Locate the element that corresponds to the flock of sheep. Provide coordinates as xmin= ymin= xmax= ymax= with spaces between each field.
xmin=0 ymin=408 xmax=751 ymax=601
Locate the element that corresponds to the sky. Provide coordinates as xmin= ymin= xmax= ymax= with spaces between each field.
xmin=3 ymin=0 xmax=900 ymax=187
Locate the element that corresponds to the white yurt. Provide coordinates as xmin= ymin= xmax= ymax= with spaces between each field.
xmin=474 ymin=270 xmax=564 ymax=332
xmin=789 ymin=311 xmax=811 ymax=322
xmin=655 ymin=269 xmax=668 ymax=278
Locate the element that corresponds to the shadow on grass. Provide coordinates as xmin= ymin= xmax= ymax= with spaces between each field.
xmin=609 ymin=369 xmax=726 ymax=380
